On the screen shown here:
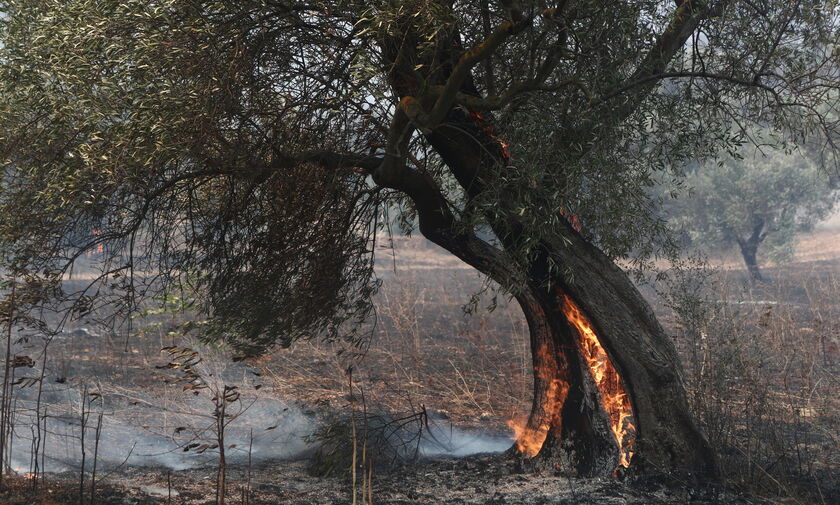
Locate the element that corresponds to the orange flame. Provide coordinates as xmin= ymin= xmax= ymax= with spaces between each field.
xmin=559 ymin=293 xmax=635 ymax=468
xmin=506 ymin=343 xmax=568 ymax=458
xmin=468 ymin=110 xmax=511 ymax=161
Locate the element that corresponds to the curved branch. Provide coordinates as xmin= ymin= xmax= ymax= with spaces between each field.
xmin=604 ymin=0 xmax=733 ymax=123
xmin=426 ymin=16 xmax=531 ymax=127
xmin=594 ymin=71 xmax=781 ymax=105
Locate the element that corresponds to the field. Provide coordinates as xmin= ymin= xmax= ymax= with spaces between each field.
xmin=0 ymin=224 xmax=837 ymax=505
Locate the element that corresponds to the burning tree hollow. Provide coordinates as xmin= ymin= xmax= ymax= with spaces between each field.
xmin=509 ymin=289 xmax=636 ymax=474
xmin=559 ymin=293 xmax=635 ymax=469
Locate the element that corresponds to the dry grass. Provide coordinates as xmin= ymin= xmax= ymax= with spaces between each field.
xmin=650 ymin=226 xmax=840 ymax=504
xmin=1 ymin=227 xmax=837 ymax=504
xmin=256 ymin=228 xmax=839 ymax=502
xmin=259 ymin=262 xmax=532 ymax=432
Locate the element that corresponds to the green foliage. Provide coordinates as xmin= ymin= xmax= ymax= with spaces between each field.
xmin=0 ymin=1 xmax=836 ymax=351
xmin=664 ymin=144 xmax=837 ymax=265
xmin=0 ymin=1 xmax=381 ymax=353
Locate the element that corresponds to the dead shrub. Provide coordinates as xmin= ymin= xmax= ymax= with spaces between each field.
xmin=305 ymin=406 xmax=428 ymax=477
xmin=662 ymin=265 xmax=839 ymax=503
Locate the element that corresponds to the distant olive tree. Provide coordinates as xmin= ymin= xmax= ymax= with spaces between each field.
xmin=664 ymin=146 xmax=837 ymax=281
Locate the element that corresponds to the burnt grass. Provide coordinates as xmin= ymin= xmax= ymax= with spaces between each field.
xmin=1 ymin=455 xmax=781 ymax=505
xmin=1 ymin=233 xmax=838 ymax=504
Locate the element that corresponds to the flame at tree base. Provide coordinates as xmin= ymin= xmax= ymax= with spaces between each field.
xmin=507 ymin=293 xmax=636 ymax=469
xmin=506 ymin=344 xmax=568 ymax=458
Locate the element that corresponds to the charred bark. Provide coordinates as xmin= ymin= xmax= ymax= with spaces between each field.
xmin=366 ymin=108 xmax=718 ymax=476
xmin=402 ymin=188 xmax=717 ymax=477
xmin=514 ymin=287 xmax=619 ymax=476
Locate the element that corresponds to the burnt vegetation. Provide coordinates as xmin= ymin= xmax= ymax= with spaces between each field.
xmin=0 ymin=0 xmax=837 ymax=504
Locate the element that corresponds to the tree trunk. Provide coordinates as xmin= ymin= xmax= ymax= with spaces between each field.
xmin=419 ymin=215 xmax=720 ymax=478
xmin=420 ymin=109 xmax=718 ymax=479
xmin=737 ymin=221 xmax=766 ymax=282
xmin=738 ymin=241 xmax=763 ymax=281
xmin=534 ymin=230 xmax=719 ymax=477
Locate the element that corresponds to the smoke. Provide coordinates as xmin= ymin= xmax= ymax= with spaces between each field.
xmin=6 ymin=349 xmax=318 ymax=473
xmin=419 ymin=422 xmax=513 ymax=458
xmin=9 ymin=395 xmax=511 ymax=475
xmin=9 ymin=391 xmax=316 ymax=474
xmin=9 ymin=392 xmax=512 ymax=478
xmin=5 ymin=321 xmax=514 ymax=476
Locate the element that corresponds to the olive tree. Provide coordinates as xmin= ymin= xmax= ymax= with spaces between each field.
xmin=0 ymin=0 xmax=837 ymax=478
xmin=666 ymin=146 xmax=837 ymax=280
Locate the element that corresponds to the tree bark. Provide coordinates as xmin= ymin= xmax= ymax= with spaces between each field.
xmin=737 ymin=219 xmax=766 ymax=282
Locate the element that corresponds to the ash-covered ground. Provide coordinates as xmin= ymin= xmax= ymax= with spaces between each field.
xmin=4 ymin=454 xmax=778 ymax=505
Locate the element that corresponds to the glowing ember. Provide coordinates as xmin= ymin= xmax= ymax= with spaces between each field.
xmin=498 ymin=139 xmax=511 ymax=160
xmin=558 ymin=206 xmax=582 ymax=232
xmin=506 ymin=344 xmax=568 ymax=458
xmin=468 ymin=110 xmax=511 ymax=161
xmin=560 ymin=293 xmax=636 ymax=468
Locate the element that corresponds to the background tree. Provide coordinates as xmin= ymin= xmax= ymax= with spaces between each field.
xmin=0 ymin=0 xmax=837 ymax=478
xmin=665 ymin=145 xmax=838 ymax=281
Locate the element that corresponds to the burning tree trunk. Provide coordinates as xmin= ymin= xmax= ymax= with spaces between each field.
xmin=509 ymin=287 xmax=620 ymax=476
xmin=410 ymin=200 xmax=718 ymax=476
xmin=406 ymin=109 xmax=718 ymax=478
xmin=373 ymin=7 xmax=718 ymax=479
xmin=430 ymin=219 xmax=718 ymax=476
xmin=527 ymin=232 xmax=718 ymax=477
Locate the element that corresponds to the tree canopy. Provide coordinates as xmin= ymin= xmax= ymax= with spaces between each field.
xmin=664 ymin=144 xmax=838 ymax=280
xmin=0 ymin=0 xmax=837 ymax=353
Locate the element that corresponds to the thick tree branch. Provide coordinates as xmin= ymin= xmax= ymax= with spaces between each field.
xmin=263 ymin=111 xmax=522 ymax=288
xmin=424 ymin=4 xmax=574 ymax=116
xmin=594 ymin=71 xmax=781 ymax=105
xmin=604 ymin=0 xmax=732 ymax=123
xmin=425 ymin=16 xmax=530 ymax=127
xmin=630 ymin=1 xmax=708 ymax=82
